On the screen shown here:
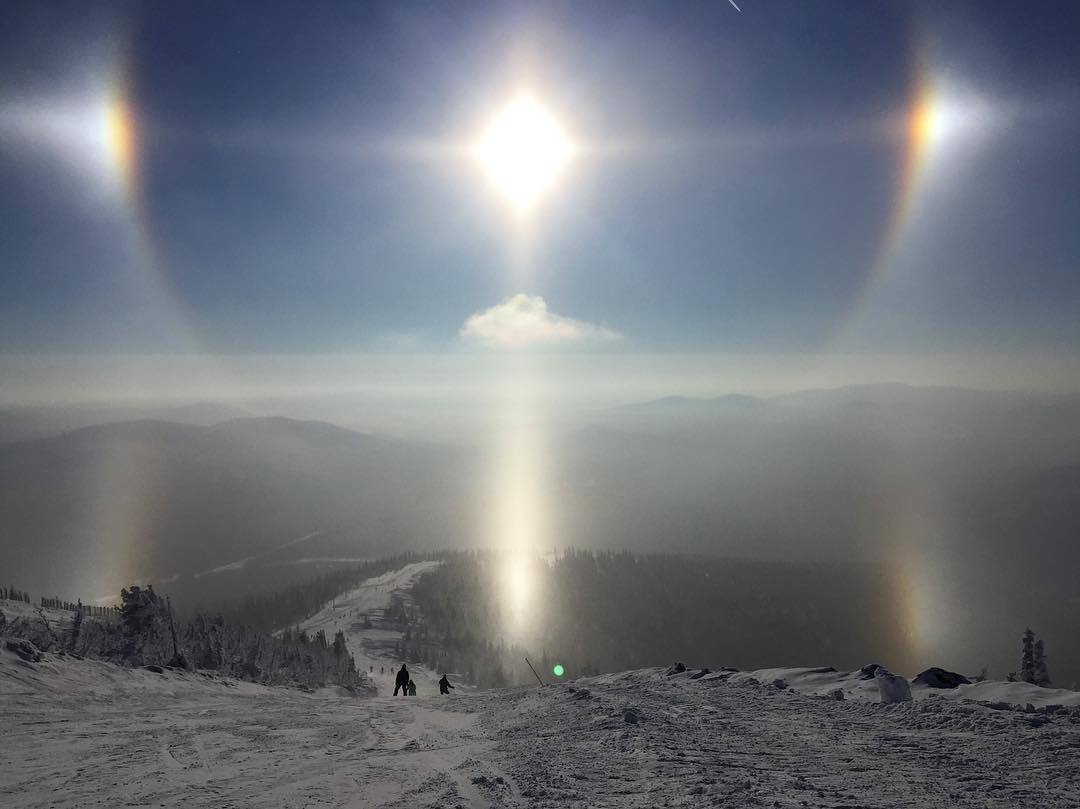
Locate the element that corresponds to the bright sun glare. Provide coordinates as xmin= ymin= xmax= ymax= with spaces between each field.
xmin=474 ymin=95 xmax=573 ymax=213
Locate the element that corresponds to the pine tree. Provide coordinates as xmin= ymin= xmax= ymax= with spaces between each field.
xmin=332 ymin=630 xmax=348 ymax=658
xmin=1020 ymin=628 xmax=1036 ymax=684
xmin=70 ymin=600 xmax=84 ymax=653
xmin=1032 ymin=637 xmax=1051 ymax=687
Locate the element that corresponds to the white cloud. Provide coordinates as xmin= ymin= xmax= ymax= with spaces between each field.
xmin=459 ymin=294 xmax=622 ymax=348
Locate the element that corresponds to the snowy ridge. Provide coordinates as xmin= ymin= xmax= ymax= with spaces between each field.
xmin=723 ymin=665 xmax=1080 ymax=710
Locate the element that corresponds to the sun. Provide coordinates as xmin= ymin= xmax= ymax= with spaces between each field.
xmin=473 ymin=95 xmax=573 ymax=214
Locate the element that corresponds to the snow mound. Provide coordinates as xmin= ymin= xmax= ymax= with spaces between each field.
xmin=714 ymin=664 xmax=1080 ymax=711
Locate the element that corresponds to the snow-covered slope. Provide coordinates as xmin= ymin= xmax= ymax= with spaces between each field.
xmin=725 ymin=665 xmax=1080 ymax=710
xmin=4 ymin=649 xmax=1080 ymax=808
xmin=4 ymin=560 xmax=1080 ymax=808
xmin=297 ymin=558 xmax=444 ymax=695
xmin=488 ymin=667 xmax=1080 ymax=807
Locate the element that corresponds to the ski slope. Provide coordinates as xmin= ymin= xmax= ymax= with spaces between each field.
xmin=297 ymin=558 xmax=444 ymax=695
xmin=4 ymin=560 xmax=1080 ymax=808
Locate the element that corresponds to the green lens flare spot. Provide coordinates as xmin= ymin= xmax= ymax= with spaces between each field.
xmin=553 ymin=664 xmax=565 ymax=677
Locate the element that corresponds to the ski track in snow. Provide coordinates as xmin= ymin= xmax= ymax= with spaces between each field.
xmin=297 ymin=559 xmax=445 ymax=696
xmin=484 ymin=669 xmax=1080 ymax=807
xmin=4 ymin=561 xmax=1080 ymax=808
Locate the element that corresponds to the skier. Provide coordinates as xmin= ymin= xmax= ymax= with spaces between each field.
xmin=438 ymin=674 xmax=454 ymax=695
xmin=393 ymin=663 xmax=409 ymax=696
xmin=407 ymin=679 xmax=417 ymax=696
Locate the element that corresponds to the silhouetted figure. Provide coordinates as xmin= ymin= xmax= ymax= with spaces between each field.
xmin=407 ymin=679 xmax=417 ymax=696
xmin=439 ymin=674 xmax=454 ymax=695
xmin=394 ymin=664 xmax=409 ymax=696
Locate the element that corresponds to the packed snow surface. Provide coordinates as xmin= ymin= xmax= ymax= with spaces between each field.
xmin=4 ymin=563 xmax=1080 ymax=808
xmin=298 ymin=558 xmax=444 ymax=694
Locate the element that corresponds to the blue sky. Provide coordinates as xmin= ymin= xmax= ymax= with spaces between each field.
xmin=1 ymin=0 xmax=1079 ymax=359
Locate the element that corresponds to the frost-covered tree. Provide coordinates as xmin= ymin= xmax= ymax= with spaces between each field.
xmin=1020 ymin=628 xmax=1037 ymax=684
xmin=332 ymin=630 xmax=348 ymax=657
xmin=1032 ymin=637 xmax=1051 ymax=687
xmin=70 ymin=600 xmax=84 ymax=652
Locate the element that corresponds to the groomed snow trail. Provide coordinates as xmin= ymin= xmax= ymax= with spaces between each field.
xmin=298 ymin=559 xmax=443 ymax=695
xmin=5 ymin=659 xmax=1079 ymax=807
xmin=0 ymin=652 xmax=505 ymax=808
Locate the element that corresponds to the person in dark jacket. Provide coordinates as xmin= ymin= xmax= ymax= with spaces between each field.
xmin=438 ymin=674 xmax=454 ymax=695
xmin=407 ymin=679 xmax=417 ymax=696
xmin=393 ymin=664 xmax=409 ymax=696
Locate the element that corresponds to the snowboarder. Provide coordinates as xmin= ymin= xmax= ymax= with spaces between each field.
xmin=407 ymin=679 xmax=417 ymax=696
xmin=394 ymin=664 xmax=409 ymax=696
xmin=439 ymin=674 xmax=454 ymax=695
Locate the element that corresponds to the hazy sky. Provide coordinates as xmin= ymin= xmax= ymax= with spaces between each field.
xmin=2 ymin=1 xmax=1079 ymax=364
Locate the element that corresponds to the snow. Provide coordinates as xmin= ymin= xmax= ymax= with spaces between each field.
xmin=489 ymin=668 xmax=1080 ymax=807
xmin=191 ymin=530 xmax=323 ymax=578
xmin=0 ymin=640 xmax=499 ymax=807
xmin=4 ymin=564 xmax=1080 ymax=808
xmin=874 ymin=667 xmax=913 ymax=703
xmin=724 ymin=665 xmax=1080 ymax=710
xmin=297 ymin=559 xmax=446 ymax=695
xmin=4 ymin=650 xmax=1079 ymax=807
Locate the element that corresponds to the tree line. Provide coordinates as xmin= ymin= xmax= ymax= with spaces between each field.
xmin=2 ymin=586 xmax=31 ymax=603
xmin=1010 ymin=628 xmax=1053 ymax=687
xmin=39 ymin=595 xmax=120 ymax=618
xmin=183 ymin=553 xmax=424 ymax=631
xmin=408 ymin=549 xmax=920 ymax=686
xmin=2 ymin=583 xmax=367 ymax=691
xmin=407 ymin=551 xmax=1067 ymax=690
xmin=1 ymin=555 xmax=447 ymax=691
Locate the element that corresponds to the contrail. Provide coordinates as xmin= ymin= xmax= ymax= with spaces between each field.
xmin=728 ymin=0 xmax=741 ymax=10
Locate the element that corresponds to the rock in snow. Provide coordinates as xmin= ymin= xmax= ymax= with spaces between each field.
xmin=860 ymin=662 xmax=885 ymax=680
xmin=914 ymin=667 xmax=972 ymax=689
xmin=4 ymin=638 xmax=43 ymax=662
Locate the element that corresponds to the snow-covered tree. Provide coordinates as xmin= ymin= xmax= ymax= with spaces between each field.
xmin=332 ymin=630 xmax=348 ymax=657
xmin=1020 ymin=628 xmax=1037 ymax=684
xmin=1032 ymin=637 xmax=1051 ymax=687
xmin=70 ymin=600 xmax=84 ymax=653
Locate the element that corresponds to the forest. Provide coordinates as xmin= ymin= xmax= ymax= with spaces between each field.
xmin=0 ymin=557 xmax=428 ymax=690
xmin=0 ymin=584 xmax=365 ymax=690
xmin=406 ymin=549 xmax=916 ymax=686
xmin=182 ymin=553 xmax=423 ymax=630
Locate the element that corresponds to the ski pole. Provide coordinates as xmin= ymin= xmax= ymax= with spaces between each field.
xmin=524 ymin=657 xmax=545 ymax=687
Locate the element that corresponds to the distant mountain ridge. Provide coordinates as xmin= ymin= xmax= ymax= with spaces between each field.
xmin=624 ymin=383 xmax=1078 ymax=413
xmin=0 ymin=417 xmax=468 ymax=603
xmin=4 ymin=385 xmax=1080 ymax=684
xmin=0 ymin=402 xmax=255 ymax=445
